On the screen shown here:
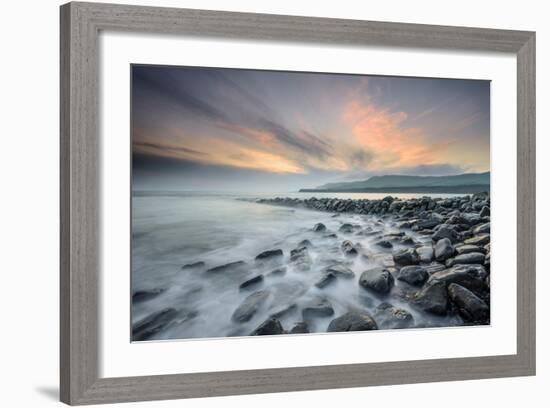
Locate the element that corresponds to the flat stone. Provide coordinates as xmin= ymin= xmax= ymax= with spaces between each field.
xmin=327 ymin=311 xmax=378 ymax=332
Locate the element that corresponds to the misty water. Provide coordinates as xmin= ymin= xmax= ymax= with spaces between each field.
xmin=131 ymin=191 xmax=464 ymax=341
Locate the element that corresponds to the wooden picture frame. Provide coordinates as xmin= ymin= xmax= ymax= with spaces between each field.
xmin=60 ymin=2 xmax=536 ymax=405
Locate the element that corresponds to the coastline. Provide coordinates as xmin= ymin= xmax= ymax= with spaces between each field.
xmin=132 ymin=192 xmax=491 ymax=340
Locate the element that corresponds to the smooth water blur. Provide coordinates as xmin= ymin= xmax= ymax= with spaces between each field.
xmin=131 ymin=191 xmax=462 ymax=340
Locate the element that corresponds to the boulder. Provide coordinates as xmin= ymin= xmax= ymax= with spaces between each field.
xmin=374 ymin=302 xmax=414 ymax=329
xmin=251 ymin=318 xmax=284 ymax=335
xmin=132 ymin=308 xmax=179 ymax=341
xmin=239 ymin=275 xmax=264 ymax=291
xmin=327 ymin=311 xmax=378 ymax=332
xmin=181 ymin=261 xmax=205 ymax=271
xmin=434 ymin=238 xmax=454 ymax=262
xmin=302 ymin=297 xmax=335 ymax=320
xmin=393 ymin=248 xmax=420 ymax=266
xmin=290 ymin=246 xmax=312 ymax=270
xmin=417 ymin=217 xmax=441 ymax=229
xmin=423 ymin=262 xmax=446 ymax=275
xmin=411 ymin=281 xmax=448 ymax=315
xmin=415 ymin=246 xmax=434 ymax=263
xmin=313 ymin=223 xmax=327 ymax=232
xmin=428 ymin=264 xmax=488 ymax=294
xmin=315 ymin=272 xmax=337 ymax=289
xmin=375 ymin=240 xmax=393 ymax=249
xmin=255 ymin=249 xmax=283 ymax=261
xmin=267 ymin=266 xmax=287 ymax=277
xmin=359 ymin=267 xmax=395 ymax=294
xmin=448 ymin=283 xmax=490 ymax=323
xmin=464 ymin=234 xmax=490 ymax=246
xmin=473 ymin=222 xmax=490 ymax=235
xmin=479 ymin=206 xmax=490 ymax=217
xmin=455 ymin=244 xmax=485 ymax=255
xmin=231 ymin=290 xmax=270 ymax=322
xmin=298 ymin=239 xmax=313 ymax=248
xmin=290 ymin=322 xmax=309 ymax=334
xmin=446 ymin=252 xmax=486 ymax=266
xmin=341 ymin=240 xmax=359 ymax=257
xmin=132 ymin=288 xmax=165 ymax=303
xmin=432 ymin=225 xmax=460 ymax=243
xmin=339 ymin=223 xmax=355 ymax=233
xmin=270 ymin=303 xmax=297 ymax=319
xmin=206 ymin=261 xmax=246 ymax=274
xmin=397 ymin=265 xmax=429 ymax=286
xmin=324 ymin=264 xmax=355 ymax=279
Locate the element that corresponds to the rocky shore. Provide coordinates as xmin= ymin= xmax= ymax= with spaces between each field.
xmin=132 ymin=192 xmax=490 ymax=341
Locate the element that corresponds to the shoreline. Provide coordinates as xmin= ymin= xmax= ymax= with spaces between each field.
xmin=132 ymin=192 xmax=491 ymax=340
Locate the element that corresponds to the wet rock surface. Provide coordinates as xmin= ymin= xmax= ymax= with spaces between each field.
xmin=327 ymin=311 xmax=378 ymax=332
xmin=133 ymin=193 xmax=490 ymax=340
xmin=359 ymin=267 xmax=395 ymax=294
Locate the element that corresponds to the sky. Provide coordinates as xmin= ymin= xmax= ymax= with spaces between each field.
xmin=132 ymin=65 xmax=490 ymax=192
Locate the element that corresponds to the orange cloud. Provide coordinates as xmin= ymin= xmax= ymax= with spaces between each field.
xmin=342 ymin=99 xmax=450 ymax=170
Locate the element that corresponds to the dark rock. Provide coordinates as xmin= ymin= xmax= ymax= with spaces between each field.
xmin=393 ymin=248 xmax=420 ymax=266
xmin=417 ymin=217 xmax=441 ymax=229
xmin=479 ymin=206 xmax=490 ymax=217
xmin=251 ymin=318 xmax=284 ymax=335
xmin=327 ymin=311 xmax=378 ymax=332
xmin=448 ymin=283 xmax=490 ymax=323
xmin=313 ymin=223 xmax=327 ymax=232
xmin=423 ymin=262 xmax=446 ymax=275
xmin=464 ymin=234 xmax=490 ymax=246
xmin=434 ymin=238 xmax=454 ymax=262
xmin=473 ymin=222 xmax=490 ymax=235
xmin=255 ymin=249 xmax=283 ymax=261
xmin=206 ymin=261 xmax=246 ymax=274
xmin=455 ymin=244 xmax=485 ymax=255
xmin=298 ymin=239 xmax=313 ymax=248
xmin=267 ymin=266 xmax=287 ymax=276
xmin=398 ymin=220 xmax=415 ymax=229
xmin=374 ymin=303 xmax=414 ymax=329
xmin=232 ymin=290 xmax=270 ymax=322
xmin=324 ymin=264 xmax=355 ymax=279
xmin=315 ymin=272 xmax=337 ymax=288
xmin=132 ymin=308 xmax=179 ymax=341
xmin=290 ymin=321 xmax=309 ymax=333
xmin=375 ymin=240 xmax=393 ymax=249
xmin=359 ymin=267 xmax=394 ymax=294
xmin=411 ymin=281 xmax=448 ymax=315
xmin=290 ymin=246 xmax=312 ymax=270
xmin=428 ymin=264 xmax=488 ymax=294
xmin=446 ymin=252 xmax=486 ymax=266
xmin=400 ymin=236 xmax=417 ymax=246
xmin=432 ymin=225 xmax=460 ymax=243
xmin=416 ymin=246 xmax=434 ymax=263
xmin=302 ymin=297 xmax=335 ymax=320
xmin=341 ymin=240 xmax=359 ymax=257
xmin=132 ymin=288 xmax=165 ymax=303
xmin=339 ymin=223 xmax=355 ymax=233
xmin=181 ymin=261 xmax=205 ymax=270
xmin=397 ymin=265 xmax=429 ymax=286
xmin=239 ymin=275 xmax=264 ymax=291
xmin=270 ymin=303 xmax=297 ymax=318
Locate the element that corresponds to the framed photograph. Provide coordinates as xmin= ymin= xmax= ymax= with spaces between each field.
xmin=60 ymin=1 xmax=536 ymax=405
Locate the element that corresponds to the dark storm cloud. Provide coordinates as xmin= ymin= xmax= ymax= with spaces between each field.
xmin=133 ymin=65 xmax=333 ymax=160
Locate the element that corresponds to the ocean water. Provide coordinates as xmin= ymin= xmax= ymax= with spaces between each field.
xmin=131 ymin=191 xmax=463 ymax=341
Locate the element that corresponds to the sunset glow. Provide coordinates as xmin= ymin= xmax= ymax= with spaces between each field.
xmin=132 ymin=65 xmax=490 ymax=191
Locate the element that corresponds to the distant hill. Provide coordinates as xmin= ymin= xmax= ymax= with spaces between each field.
xmin=300 ymin=172 xmax=490 ymax=193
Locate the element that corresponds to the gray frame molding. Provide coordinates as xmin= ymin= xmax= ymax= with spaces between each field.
xmin=60 ymin=2 xmax=536 ymax=405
